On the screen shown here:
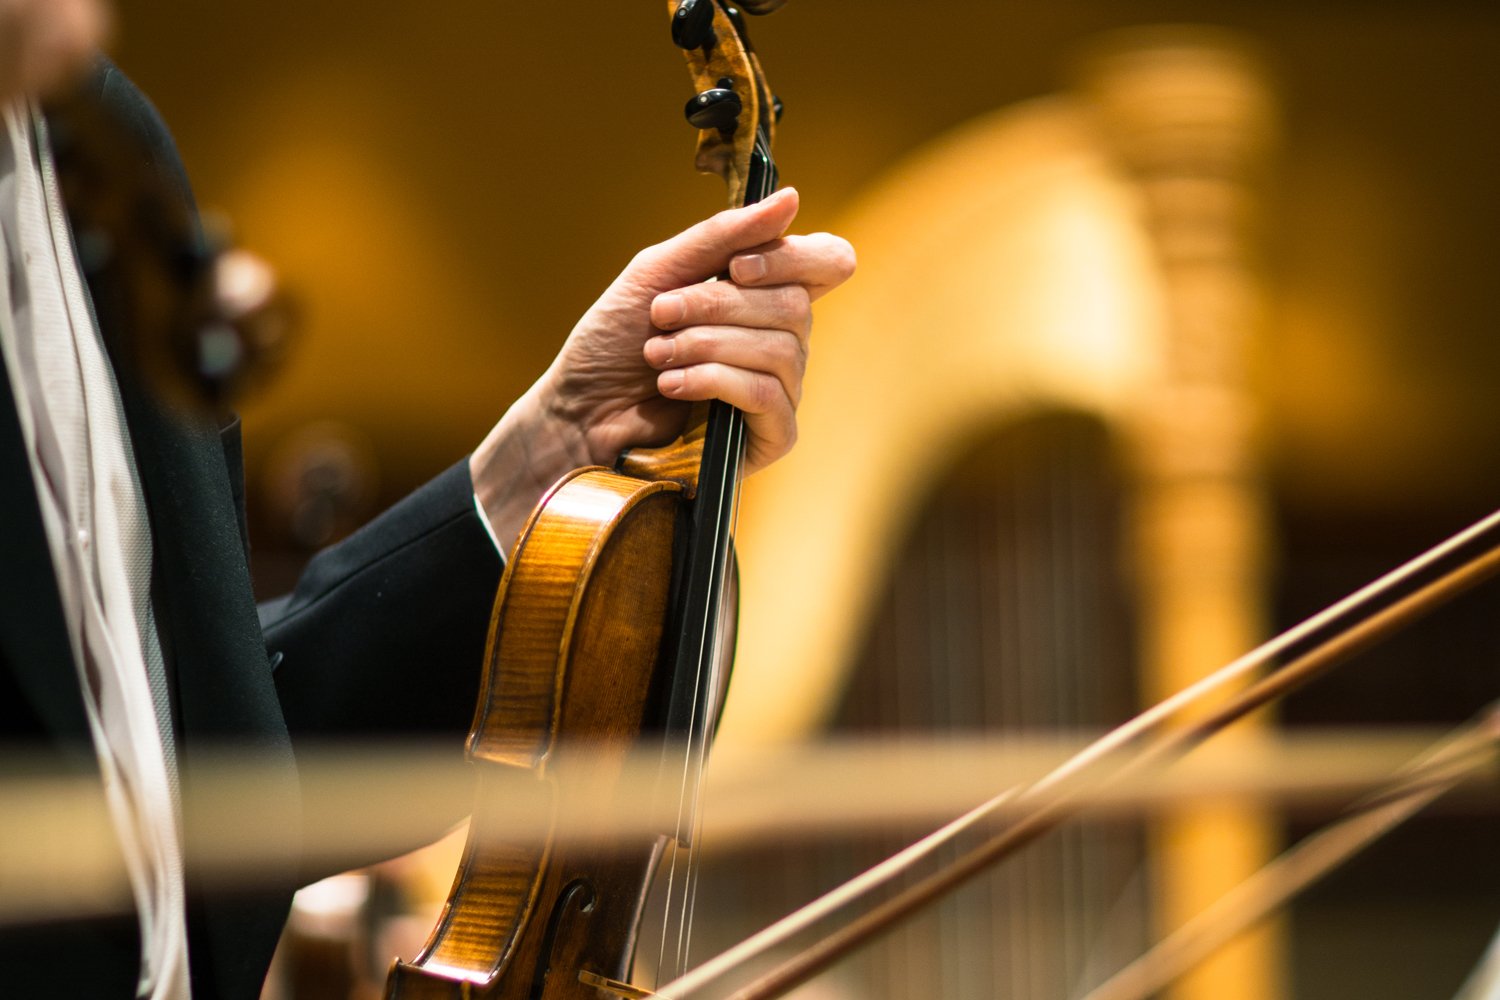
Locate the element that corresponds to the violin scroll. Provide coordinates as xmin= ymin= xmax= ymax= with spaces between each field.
xmin=671 ymin=0 xmax=716 ymax=50
xmin=684 ymin=83 xmax=743 ymax=132
xmin=669 ymin=0 xmax=783 ymax=207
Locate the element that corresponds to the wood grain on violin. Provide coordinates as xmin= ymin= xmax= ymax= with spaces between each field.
xmin=617 ymin=402 xmax=710 ymax=498
xmin=387 ymin=469 xmax=681 ymax=999
xmin=676 ymin=0 xmax=776 ymax=206
xmin=386 ymin=3 xmax=782 ymax=998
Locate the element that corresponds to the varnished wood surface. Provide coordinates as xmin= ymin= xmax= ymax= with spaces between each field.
xmin=387 ymin=468 xmax=682 ymax=999
xmin=389 ymin=6 xmax=770 ymax=997
xmin=616 ymin=438 xmax=704 ymax=498
xmin=616 ymin=402 xmax=710 ymax=498
xmin=676 ymin=0 xmax=769 ymax=207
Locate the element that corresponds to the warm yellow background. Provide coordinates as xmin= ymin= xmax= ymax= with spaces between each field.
xmin=101 ymin=6 xmax=1500 ymax=1000
xmin=108 ymin=1 xmax=1500 ymax=528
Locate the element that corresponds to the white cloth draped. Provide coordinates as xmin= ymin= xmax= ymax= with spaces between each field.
xmin=0 ymin=104 xmax=189 ymax=1000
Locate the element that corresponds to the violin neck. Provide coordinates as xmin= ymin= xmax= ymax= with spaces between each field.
xmin=660 ymin=127 xmax=777 ymax=743
xmin=660 ymin=398 xmax=741 ymax=742
xmin=744 ymin=125 xmax=779 ymax=207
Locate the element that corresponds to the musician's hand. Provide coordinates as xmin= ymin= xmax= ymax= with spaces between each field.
xmin=0 ymin=0 xmax=109 ymax=102
xmin=471 ymin=187 xmax=856 ymax=553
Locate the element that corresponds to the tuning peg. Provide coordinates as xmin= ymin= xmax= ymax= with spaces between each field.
xmin=685 ymin=84 xmax=741 ymax=131
xmin=672 ymin=0 xmax=717 ymax=50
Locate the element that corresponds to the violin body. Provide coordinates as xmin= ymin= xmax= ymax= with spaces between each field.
xmin=388 ymin=2 xmax=781 ymax=997
xmin=388 ymin=466 xmax=686 ymax=1000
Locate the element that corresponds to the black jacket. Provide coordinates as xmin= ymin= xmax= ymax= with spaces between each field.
xmin=0 ymin=60 xmax=502 ymax=998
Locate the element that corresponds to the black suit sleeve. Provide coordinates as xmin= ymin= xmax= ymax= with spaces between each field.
xmin=260 ymin=459 xmax=502 ymax=738
xmin=81 ymin=55 xmax=503 ymax=745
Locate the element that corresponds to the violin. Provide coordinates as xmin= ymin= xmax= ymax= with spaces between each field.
xmin=382 ymin=6 xmax=1500 ymax=1000
xmin=384 ymin=3 xmax=784 ymax=998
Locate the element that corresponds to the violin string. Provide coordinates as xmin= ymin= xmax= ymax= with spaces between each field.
xmin=656 ymin=408 xmax=743 ymax=986
xmin=667 ymin=125 xmax=771 ymax=980
xmin=679 ymin=411 xmax=747 ymax=974
xmin=656 ymin=642 xmax=703 ymax=982
xmin=672 ymin=410 xmax=744 ymax=979
xmin=654 ymin=803 xmax=685 ymax=986
xmin=655 ymin=425 xmax=717 ymax=987
xmin=673 ymin=130 xmax=772 ymax=975
xmin=656 ymin=118 xmax=773 ymax=988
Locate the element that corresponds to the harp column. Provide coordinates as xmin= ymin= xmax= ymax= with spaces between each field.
xmin=1080 ymin=28 xmax=1283 ymax=1000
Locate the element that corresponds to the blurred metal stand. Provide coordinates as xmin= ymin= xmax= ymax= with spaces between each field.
xmin=1079 ymin=26 xmax=1283 ymax=1000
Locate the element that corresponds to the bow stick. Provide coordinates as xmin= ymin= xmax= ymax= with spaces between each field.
xmin=1080 ymin=704 xmax=1500 ymax=1000
xmin=650 ymin=506 xmax=1500 ymax=1000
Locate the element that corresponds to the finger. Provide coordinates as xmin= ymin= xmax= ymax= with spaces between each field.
xmin=651 ymin=282 xmax=811 ymax=344
xmin=630 ymin=188 xmax=800 ymax=292
xmin=657 ymin=363 xmax=798 ymax=472
xmin=727 ymin=233 xmax=857 ymax=302
xmin=644 ymin=326 xmax=805 ymax=407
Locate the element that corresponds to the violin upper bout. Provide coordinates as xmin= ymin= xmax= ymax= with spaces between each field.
xmin=393 ymin=468 xmax=683 ymax=998
xmin=470 ymin=468 xmax=684 ymax=768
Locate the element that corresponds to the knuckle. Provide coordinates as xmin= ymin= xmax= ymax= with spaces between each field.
xmin=776 ymin=283 xmax=811 ymax=318
xmin=757 ymin=236 xmax=790 ymax=256
xmin=673 ymin=327 xmax=707 ymax=358
xmin=695 ymin=210 xmax=729 ymax=242
xmin=699 ymin=282 xmax=735 ymax=321
xmin=758 ymin=411 xmax=796 ymax=457
xmin=774 ymin=332 xmax=802 ymax=368
xmin=630 ymin=244 xmax=664 ymax=272
xmin=752 ymin=372 xmax=780 ymax=411
xmin=702 ymin=207 xmax=742 ymax=246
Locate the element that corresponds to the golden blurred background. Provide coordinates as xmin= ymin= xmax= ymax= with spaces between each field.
xmin=99 ymin=2 xmax=1500 ymax=1000
xmin=108 ymin=1 xmax=1500 ymax=522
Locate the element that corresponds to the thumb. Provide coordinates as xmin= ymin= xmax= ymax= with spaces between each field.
xmin=632 ymin=187 xmax=799 ymax=292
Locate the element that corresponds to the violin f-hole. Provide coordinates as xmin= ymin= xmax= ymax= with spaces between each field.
xmin=530 ymin=878 xmax=598 ymax=1000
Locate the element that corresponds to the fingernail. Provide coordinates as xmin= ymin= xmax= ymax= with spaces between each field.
xmin=654 ymin=292 xmax=686 ymax=326
xmin=732 ymin=254 xmax=766 ymax=282
xmin=645 ymin=335 xmax=676 ymax=366
xmin=660 ymin=369 xmax=687 ymax=394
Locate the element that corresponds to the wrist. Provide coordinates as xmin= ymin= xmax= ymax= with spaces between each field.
xmin=470 ymin=374 xmax=593 ymax=555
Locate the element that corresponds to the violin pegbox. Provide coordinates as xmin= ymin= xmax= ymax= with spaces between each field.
xmin=669 ymin=0 xmax=780 ymax=208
